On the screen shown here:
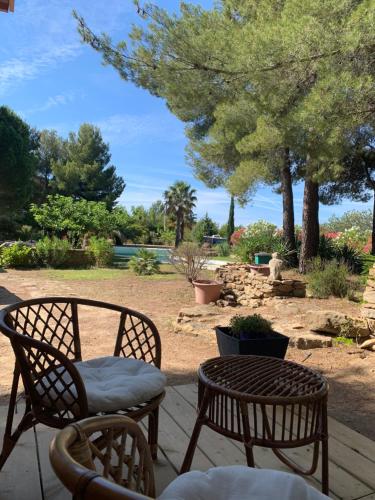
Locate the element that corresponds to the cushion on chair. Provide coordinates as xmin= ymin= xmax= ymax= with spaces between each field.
xmin=158 ymin=466 xmax=329 ymax=500
xmin=75 ymin=356 xmax=166 ymax=413
xmin=36 ymin=356 xmax=166 ymax=414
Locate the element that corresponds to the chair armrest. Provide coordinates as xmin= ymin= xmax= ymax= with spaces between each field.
xmin=11 ymin=333 xmax=89 ymax=425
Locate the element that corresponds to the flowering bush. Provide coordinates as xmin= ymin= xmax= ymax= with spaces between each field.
xmin=330 ymin=226 xmax=370 ymax=251
xmin=234 ymin=220 xmax=289 ymax=263
xmin=230 ymin=228 xmax=245 ymax=246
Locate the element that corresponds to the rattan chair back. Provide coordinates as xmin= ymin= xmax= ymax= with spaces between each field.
xmin=50 ymin=415 xmax=155 ymax=499
xmin=0 ymin=297 xmax=164 ymax=470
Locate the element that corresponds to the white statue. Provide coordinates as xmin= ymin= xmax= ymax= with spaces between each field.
xmin=269 ymin=252 xmax=283 ymax=280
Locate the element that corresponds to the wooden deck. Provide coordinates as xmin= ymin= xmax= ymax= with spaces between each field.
xmin=0 ymin=384 xmax=374 ymax=500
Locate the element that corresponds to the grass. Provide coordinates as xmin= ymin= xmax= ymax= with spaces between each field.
xmin=333 ymin=336 xmax=355 ymax=346
xmin=44 ymin=264 xmax=181 ymax=281
xmin=210 ymin=255 xmax=238 ymax=262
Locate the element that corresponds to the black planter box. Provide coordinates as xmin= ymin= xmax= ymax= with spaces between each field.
xmin=215 ymin=326 xmax=289 ymax=359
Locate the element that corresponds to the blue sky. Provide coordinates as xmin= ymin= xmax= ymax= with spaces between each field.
xmin=0 ymin=0 xmax=370 ymax=226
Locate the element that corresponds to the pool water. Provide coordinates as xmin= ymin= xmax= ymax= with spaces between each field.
xmin=114 ymin=246 xmax=172 ymax=265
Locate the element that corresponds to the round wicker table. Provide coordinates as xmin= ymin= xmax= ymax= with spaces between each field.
xmin=180 ymin=355 xmax=329 ymax=494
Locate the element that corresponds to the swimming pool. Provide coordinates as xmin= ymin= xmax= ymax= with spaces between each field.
xmin=114 ymin=245 xmax=172 ymax=265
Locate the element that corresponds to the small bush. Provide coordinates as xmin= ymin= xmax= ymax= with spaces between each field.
xmin=169 ymin=242 xmax=207 ymax=283
xmin=88 ymin=237 xmax=114 ymax=267
xmin=333 ymin=336 xmax=354 ymax=346
xmin=360 ymin=253 xmax=375 ymax=279
xmin=229 ymin=314 xmax=273 ymax=338
xmin=307 ymin=258 xmax=351 ymax=298
xmin=129 ymin=249 xmax=160 ymax=275
xmin=35 ymin=237 xmax=71 ymax=268
xmin=0 ymin=243 xmax=36 ymax=268
xmin=234 ymin=220 xmax=290 ymax=263
xmin=217 ymin=242 xmax=230 ymax=257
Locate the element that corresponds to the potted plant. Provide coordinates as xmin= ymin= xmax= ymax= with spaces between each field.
xmin=170 ymin=242 xmax=222 ymax=304
xmin=215 ymin=314 xmax=289 ymax=358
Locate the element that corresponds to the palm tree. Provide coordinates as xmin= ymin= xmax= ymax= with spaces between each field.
xmin=164 ymin=181 xmax=197 ymax=246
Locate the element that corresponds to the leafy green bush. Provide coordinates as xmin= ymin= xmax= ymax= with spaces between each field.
xmin=234 ymin=220 xmax=289 ymax=263
xmin=229 ymin=314 xmax=273 ymax=338
xmin=88 ymin=237 xmax=114 ymax=267
xmin=360 ymin=253 xmax=375 ymax=278
xmin=318 ymin=235 xmax=362 ymax=273
xmin=35 ymin=237 xmax=71 ymax=268
xmin=307 ymin=258 xmax=351 ymax=298
xmin=217 ymin=242 xmax=230 ymax=257
xmin=0 ymin=243 xmax=36 ymax=268
xmin=129 ymin=249 xmax=160 ymax=275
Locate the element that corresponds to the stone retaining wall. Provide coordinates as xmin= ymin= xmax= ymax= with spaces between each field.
xmin=215 ymin=264 xmax=306 ymax=306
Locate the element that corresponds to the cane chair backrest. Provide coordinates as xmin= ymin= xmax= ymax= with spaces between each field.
xmin=0 ymin=297 xmax=162 ymax=427
xmin=50 ymin=415 xmax=155 ymax=500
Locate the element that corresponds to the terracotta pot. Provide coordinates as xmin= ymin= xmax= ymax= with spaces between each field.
xmin=193 ymin=280 xmax=223 ymax=305
xmin=248 ymin=264 xmax=270 ymax=276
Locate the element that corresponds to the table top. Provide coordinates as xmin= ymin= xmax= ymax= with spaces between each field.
xmin=199 ymin=355 xmax=328 ymax=403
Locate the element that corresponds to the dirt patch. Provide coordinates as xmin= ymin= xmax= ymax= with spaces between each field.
xmin=0 ymin=268 xmax=374 ymax=441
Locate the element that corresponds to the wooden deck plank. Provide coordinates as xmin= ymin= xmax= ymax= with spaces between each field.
xmin=0 ymin=385 xmax=374 ymax=500
xmin=174 ymin=384 xmax=373 ymax=500
xmin=163 ymin=387 xmax=246 ymax=467
xmin=173 ymin=385 xmax=331 ymax=496
xmin=327 ymin=416 xmax=375 ymax=464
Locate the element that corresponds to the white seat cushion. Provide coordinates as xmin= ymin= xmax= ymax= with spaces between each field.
xmin=36 ymin=356 xmax=166 ymax=414
xmin=75 ymin=356 xmax=166 ymax=413
xmin=158 ymin=466 xmax=329 ymax=500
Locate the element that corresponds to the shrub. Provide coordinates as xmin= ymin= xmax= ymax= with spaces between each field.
xmin=230 ymin=228 xmax=245 ymax=246
xmin=35 ymin=237 xmax=71 ymax=268
xmin=169 ymin=242 xmax=207 ymax=283
xmin=307 ymin=258 xmax=351 ymax=298
xmin=229 ymin=314 xmax=273 ymax=339
xmin=192 ymin=215 xmax=219 ymax=244
xmin=234 ymin=220 xmax=290 ymax=263
xmin=332 ymin=226 xmax=370 ymax=251
xmin=217 ymin=242 xmax=230 ymax=257
xmin=129 ymin=249 xmax=160 ymax=275
xmin=88 ymin=237 xmax=114 ymax=267
xmin=360 ymin=253 xmax=375 ymax=278
xmin=0 ymin=243 xmax=35 ymax=268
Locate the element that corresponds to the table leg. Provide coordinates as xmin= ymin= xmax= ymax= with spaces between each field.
xmin=180 ymin=388 xmax=211 ymax=474
xmin=240 ymin=401 xmax=255 ymax=467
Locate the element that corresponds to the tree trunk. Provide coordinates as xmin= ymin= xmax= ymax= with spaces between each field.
xmin=280 ymin=149 xmax=297 ymax=264
xmin=175 ymin=210 xmax=183 ymax=247
xmin=299 ymin=179 xmax=320 ymax=273
xmin=372 ymin=190 xmax=375 ymax=255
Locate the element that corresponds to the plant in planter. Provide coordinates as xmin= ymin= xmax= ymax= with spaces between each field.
xmin=169 ymin=242 xmax=222 ymax=304
xmin=215 ymin=314 xmax=289 ymax=358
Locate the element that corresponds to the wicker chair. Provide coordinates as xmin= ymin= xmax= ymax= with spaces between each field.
xmin=50 ymin=415 xmax=155 ymax=500
xmin=50 ymin=415 xmax=329 ymax=500
xmin=0 ymin=297 xmax=165 ymax=472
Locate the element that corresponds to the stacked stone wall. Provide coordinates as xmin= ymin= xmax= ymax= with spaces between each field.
xmin=215 ymin=264 xmax=306 ymax=307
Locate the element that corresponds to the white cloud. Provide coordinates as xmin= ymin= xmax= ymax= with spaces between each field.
xmin=21 ymin=90 xmax=83 ymax=116
xmin=0 ymin=0 xmax=133 ymax=96
xmin=95 ymin=114 xmax=185 ymax=145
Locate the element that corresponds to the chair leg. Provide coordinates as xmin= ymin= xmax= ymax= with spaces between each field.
xmin=0 ymin=408 xmax=34 ymax=471
xmin=33 ymin=425 xmax=45 ymax=500
xmin=0 ymin=367 xmax=34 ymax=471
xmin=148 ymin=406 xmax=159 ymax=461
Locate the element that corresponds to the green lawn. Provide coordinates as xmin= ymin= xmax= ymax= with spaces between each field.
xmin=44 ymin=264 xmax=181 ymax=281
xmin=210 ymin=255 xmax=239 ymax=262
